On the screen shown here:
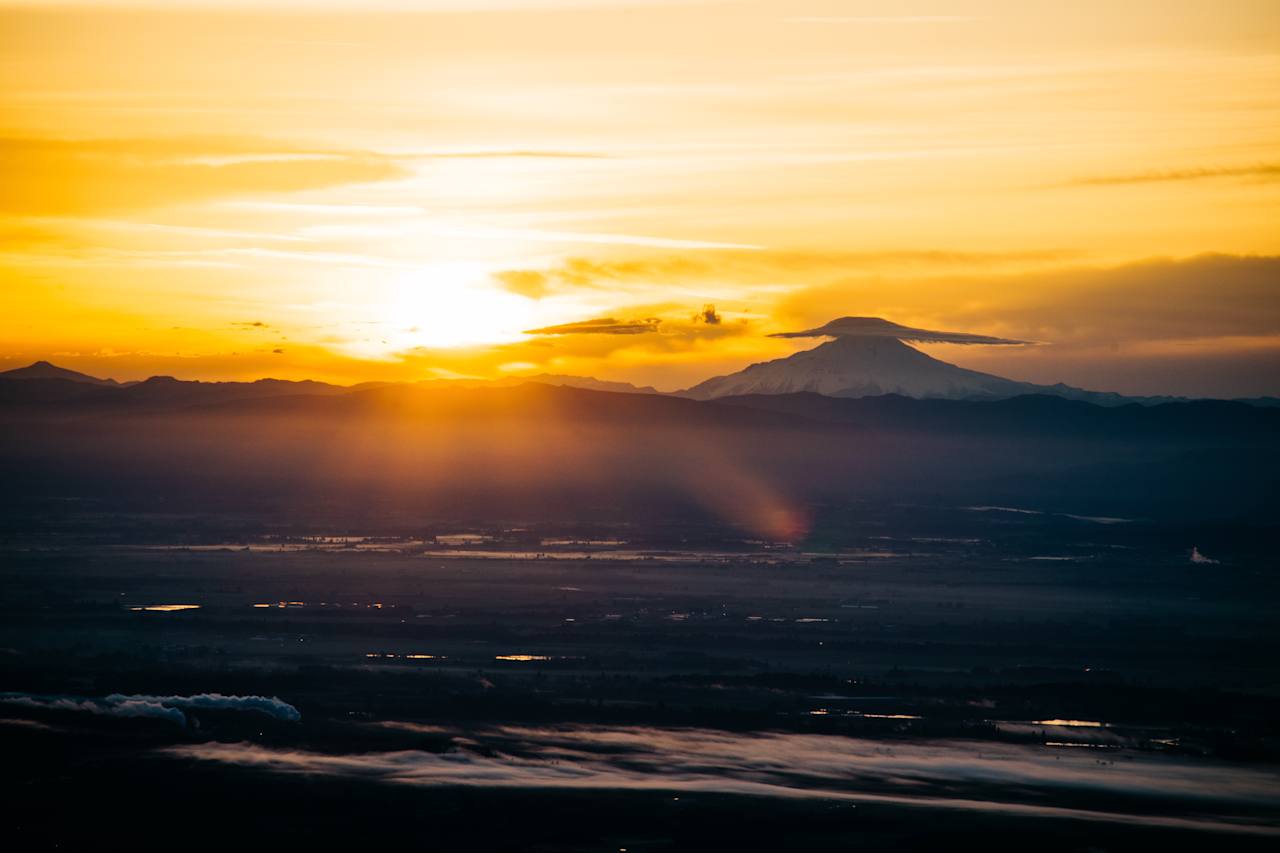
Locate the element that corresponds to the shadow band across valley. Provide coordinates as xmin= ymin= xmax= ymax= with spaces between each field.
xmin=1 ymin=378 xmax=1276 ymax=529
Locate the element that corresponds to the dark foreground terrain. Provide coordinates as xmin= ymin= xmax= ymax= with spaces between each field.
xmin=2 ymin=379 xmax=1278 ymax=848
xmin=3 ymin=505 xmax=1278 ymax=851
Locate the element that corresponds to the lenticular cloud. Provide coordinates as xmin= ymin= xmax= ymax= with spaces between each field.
xmin=770 ymin=316 xmax=1029 ymax=345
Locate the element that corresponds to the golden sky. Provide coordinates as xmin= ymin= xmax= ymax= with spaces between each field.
xmin=2 ymin=0 xmax=1278 ymax=396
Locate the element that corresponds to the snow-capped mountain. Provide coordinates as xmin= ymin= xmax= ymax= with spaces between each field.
xmin=681 ymin=318 xmax=1140 ymax=404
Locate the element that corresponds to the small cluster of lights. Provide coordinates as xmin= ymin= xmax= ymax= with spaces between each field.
xmin=364 ymin=653 xmax=445 ymax=660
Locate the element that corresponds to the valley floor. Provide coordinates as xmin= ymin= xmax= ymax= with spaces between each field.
xmin=2 ymin=510 xmax=1278 ymax=850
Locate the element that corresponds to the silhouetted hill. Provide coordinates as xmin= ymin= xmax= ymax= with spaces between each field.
xmin=1 ymin=379 xmax=1276 ymax=526
xmin=709 ymin=392 xmax=1279 ymax=440
xmin=416 ymin=373 xmax=659 ymax=395
xmin=0 ymin=374 xmax=348 ymax=414
xmin=17 ymin=373 xmax=1268 ymax=440
xmin=112 ymin=375 xmax=349 ymax=408
xmin=0 ymin=360 xmax=120 ymax=386
xmin=181 ymin=382 xmax=802 ymax=429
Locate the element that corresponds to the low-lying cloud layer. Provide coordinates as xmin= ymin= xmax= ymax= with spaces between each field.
xmin=0 ymin=692 xmax=301 ymax=727
xmin=162 ymin=723 xmax=1280 ymax=836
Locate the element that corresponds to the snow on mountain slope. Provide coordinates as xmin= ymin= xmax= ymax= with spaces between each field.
xmin=680 ymin=319 xmax=1146 ymax=404
xmin=682 ymin=336 xmax=1039 ymax=400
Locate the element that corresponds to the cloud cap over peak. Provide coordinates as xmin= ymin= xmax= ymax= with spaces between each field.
xmin=771 ymin=317 xmax=1030 ymax=345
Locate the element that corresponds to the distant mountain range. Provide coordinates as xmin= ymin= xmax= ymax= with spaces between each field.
xmin=0 ymin=363 xmax=657 ymax=409
xmin=422 ymin=373 xmax=660 ymax=395
xmin=0 ymin=360 xmax=125 ymax=387
xmin=682 ymin=318 xmax=1193 ymax=406
xmin=3 ymin=316 xmax=1275 ymax=529
xmin=1 ymin=362 xmax=1276 ymax=527
xmin=7 ymin=317 xmax=1271 ymax=407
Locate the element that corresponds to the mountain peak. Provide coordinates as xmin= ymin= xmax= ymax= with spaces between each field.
xmin=682 ymin=335 xmax=1031 ymax=401
xmin=680 ymin=330 xmax=1140 ymax=404
xmin=0 ymin=361 xmax=119 ymax=386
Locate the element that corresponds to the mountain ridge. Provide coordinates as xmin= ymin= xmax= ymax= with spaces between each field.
xmin=3 ymin=357 xmax=1275 ymax=408
xmin=3 ymin=372 xmax=1274 ymax=442
xmin=0 ymin=360 xmax=123 ymax=387
xmin=0 ymin=362 xmax=658 ymax=399
xmin=3 ymin=374 xmax=1275 ymax=526
xmin=680 ymin=335 xmax=1180 ymax=406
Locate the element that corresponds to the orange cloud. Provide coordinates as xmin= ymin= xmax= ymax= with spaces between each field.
xmin=524 ymin=317 xmax=660 ymax=336
xmin=0 ymin=136 xmax=407 ymax=215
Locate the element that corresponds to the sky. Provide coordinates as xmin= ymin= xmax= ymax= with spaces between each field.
xmin=2 ymin=0 xmax=1278 ymax=396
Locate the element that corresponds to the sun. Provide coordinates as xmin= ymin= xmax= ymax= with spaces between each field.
xmin=364 ymin=262 xmax=539 ymax=354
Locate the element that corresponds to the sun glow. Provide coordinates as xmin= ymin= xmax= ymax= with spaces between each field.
xmin=348 ymin=262 xmax=539 ymax=355
xmin=1 ymin=2 xmax=1278 ymax=395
